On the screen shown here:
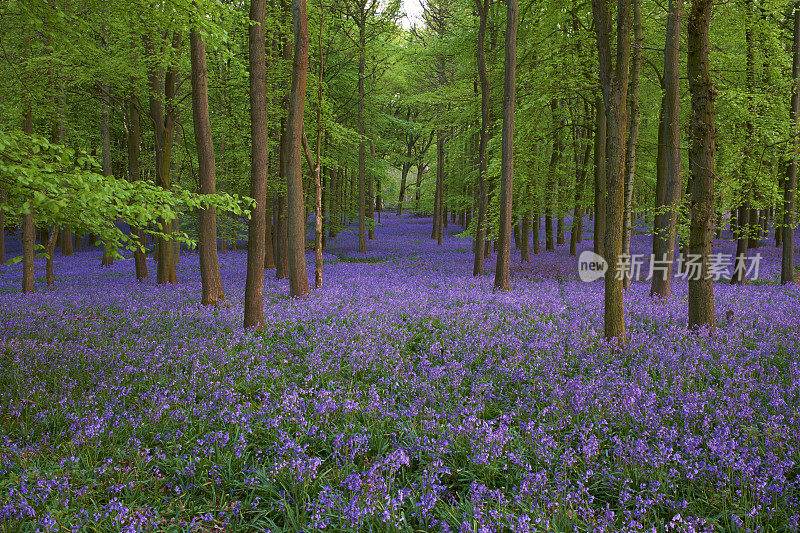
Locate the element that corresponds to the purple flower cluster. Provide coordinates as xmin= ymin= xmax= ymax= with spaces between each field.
xmin=0 ymin=214 xmax=799 ymax=531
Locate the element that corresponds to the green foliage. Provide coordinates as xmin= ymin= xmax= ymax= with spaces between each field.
xmin=0 ymin=129 xmax=254 ymax=258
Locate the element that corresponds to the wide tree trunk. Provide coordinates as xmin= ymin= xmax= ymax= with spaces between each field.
xmin=244 ymin=0 xmax=268 ymax=328
xmin=593 ymin=0 xmax=631 ymax=342
xmin=650 ymin=0 xmax=683 ymax=298
xmin=784 ymin=4 xmax=799 ymax=284
xmin=286 ymin=0 xmax=310 ymax=297
xmin=191 ymin=28 xmax=225 ymax=305
xmin=621 ymin=0 xmax=642 ymax=288
xmin=493 ymin=0 xmax=517 ymax=292
xmin=687 ymin=0 xmax=716 ymax=330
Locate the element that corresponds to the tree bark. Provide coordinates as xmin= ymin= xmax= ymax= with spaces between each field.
xmin=784 ymin=3 xmax=799 ymax=284
xmin=570 ymin=127 xmax=592 ymax=256
xmin=357 ymin=20 xmax=367 ymax=253
xmin=651 ymin=0 xmax=683 ymax=298
xmin=148 ymin=33 xmax=180 ymax=284
xmin=127 ymin=94 xmax=148 ymax=281
xmin=593 ymin=98 xmax=607 ymax=259
xmin=100 ymin=83 xmax=114 ymax=267
xmin=621 ymin=0 xmax=642 ymax=287
xmin=191 ymin=28 xmax=225 ymax=305
xmin=687 ymin=0 xmax=716 ymax=330
xmin=593 ymin=0 xmax=631 ymax=342
xmin=45 ymin=225 xmax=59 ymax=286
xmin=493 ymin=0 xmax=517 ymax=292
xmin=286 ymin=0 xmax=311 ymax=297
xmin=0 ymin=190 xmax=5 ymax=265
xmin=244 ymin=0 xmax=268 ymax=328
xmin=732 ymin=0 xmax=756 ymax=282
xmin=22 ymin=106 xmax=35 ymax=293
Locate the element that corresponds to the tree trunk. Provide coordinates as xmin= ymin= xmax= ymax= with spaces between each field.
xmin=191 ymin=28 xmax=225 ymax=305
xmin=357 ymin=21 xmax=367 ymax=253
xmin=521 ymin=199 xmax=530 ymax=262
xmin=593 ymin=98 xmax=607 ymax=259
xmin=783 ymin=4 xmax=799 ymax=284
xmin=593 ymin=0 xmax=631 ymax=342
xmin=22 ymin=106 xmax=35 ymax=293
xmin=368 ymin=141 xmax=375 ymax=240
xmin=493 ymin=0 xmax=517 ymax=292
xmin=265 ymin=194 xmax=275 ymax=268
xmin=148 ymin=33 xmax=180 ymax=285
xmin=398 ymin=162 xmax=411 ymax=215
xmin=415 ymin=164 xmax=425 ymax=211
xmin=244 ymin=0 xmax=268 ymax=328
xmin=570 ymin=129 xmax=592 ymax=256
xmin=46 ymin=225 xmax=59 ymax=287
xmin=732 ymin=0 xmax=757 ymax=282
xmin=687 ymin=0 xmax=716 ymax=330
xmin=621 ymin=0 xmax=642 ymax=288
xmin=432 ymin=132 xmax=444 ymax=241
xmin=100 ymin=83 xmax=114 ymax=267
xmin=0 ymin=190 xmax=5 ymax=265
xmin=286 ymin=0 xmax=310 ymax=297
xmin=127 ymin=94 xmax=148 ymax=281
xmin=651 ymin=0 xmax=682 ymax=298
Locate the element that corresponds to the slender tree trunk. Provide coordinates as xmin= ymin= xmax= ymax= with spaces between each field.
xmin=651 ymin=0 xmax=682 ymax=298
xmin=493 ymin=0 xmax=517 ymax=291
xmin=415 ymin=164 xmax=426 ymax=211
xmin=533 ymin=204 xmax=541 ymax=254
xmin=357 ymin=21 xmax=367 ymax=253
xmin=570 ymin=131 xmax=592 ymax=256
xmin=546 ymin=100 xmax=560 ymax=251
xmin=22 ymin=105 xmax=35 ymax=293
xmin=687 ymin=0 xmax=716 ymax=330
xmin=244 ymin=0 xmax=268 ymax=328
xmin=148 ymin=34 xmax=179 ymax=285
xmin=621 ymin=0 xmax=642 ymax=288
xmin=432 ymin=132 xmax=444 ymax=241
xmin=368 ymin=141 xmax=375 ymax=240
xmin=286 ymin=0 xmax=310 ymax=297
xmin=191 ymin=28 xmax=225 ymax=305
xmin=398 ymin=163 xmax=411 ymax=215
xmin=521 ymin=190 xmax=531 ymax=262
xmin=733 ymin=0 xmax=757 ymax=282
xmin=0 ymin=190 xmax=5 ymax=265
xmin=45 ymin=225 xmax=59 ymax=286
xmin=593 ymin=98 xmax=607 ymax=259
xmin=128 ymin=94 xmax=148 ymax=281
xmin=784 ymin=3 xmax=799 ymax=284
xmin=276 ymin=121 xmax=290 ymax=279
xmin=265 ymin=194 xmax=275 ymax=268
xmin=100 ymin=83 xmax=114 ymax=267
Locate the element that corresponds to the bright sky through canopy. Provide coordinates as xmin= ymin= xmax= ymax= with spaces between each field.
xmin=401 ymin=0 xmax=424 ymax=28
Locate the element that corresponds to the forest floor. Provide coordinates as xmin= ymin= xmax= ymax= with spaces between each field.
xmin=1 ymin=214 xmax=800 ymax=532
